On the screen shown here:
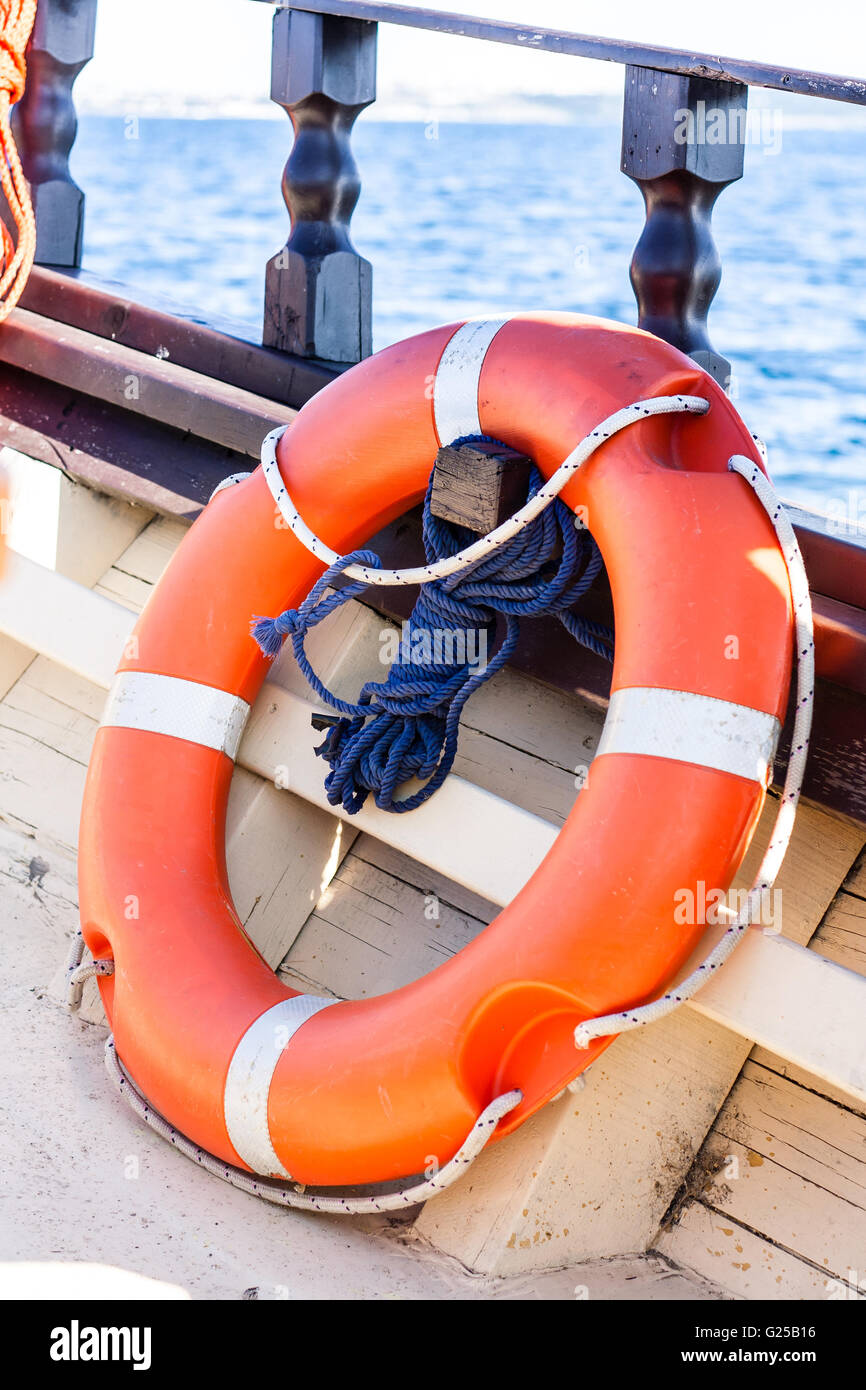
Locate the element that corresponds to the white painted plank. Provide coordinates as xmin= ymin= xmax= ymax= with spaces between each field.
xmin=689 ymin=933 xmax=866 ymax=1105
xmin=0 ymin=452 xmax=152 ymax=700
xmin=0 ymin=552 xmax=134 ymax=689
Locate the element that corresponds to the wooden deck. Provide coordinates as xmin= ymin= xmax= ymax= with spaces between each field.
xmin=1 ymin=453 xmax=864 ymax=1297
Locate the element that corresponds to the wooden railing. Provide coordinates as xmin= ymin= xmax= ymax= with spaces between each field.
xmin=12 ymin=0 xmax=866 ymax=377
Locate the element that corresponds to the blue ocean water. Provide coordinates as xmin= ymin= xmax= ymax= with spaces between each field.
xmin=71 ymin=113 xmax=866 ymax=515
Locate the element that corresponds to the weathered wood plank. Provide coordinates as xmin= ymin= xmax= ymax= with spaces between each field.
xmin=747 ymin=1045 xmax=866 ymax=1120
xmin=0 ymin=365 xmax=251 ymax=520
xmin=657 ymin=1201 xmax=865 ymax=1300
xmin=20 ymin=267 xmax=342 ymax=408
xmin=845 ymin=851 xmax=866 ymax=897
xmin=226 ymin=767 xmax=357 ymax=971
xmin=813 ymin=888 xmax=866 ymax=977
xmin=278 ymin=837 xmax=489 ymax=998
xmin=719 ymin=1061 xmax=866 ymax=1205
xmin=703 ymin=1070 xmax=866 ymax=1272
xmin=659 ymin=1055 xmax=866 ymax=1298
xmin=0 ymin=310 xmax=295 ymax=457
xmin=352 ymin=834 xmax=497 ymax=924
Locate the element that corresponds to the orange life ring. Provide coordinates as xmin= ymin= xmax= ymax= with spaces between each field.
xmin=79 ymin=313 xmax=793 ymax=1188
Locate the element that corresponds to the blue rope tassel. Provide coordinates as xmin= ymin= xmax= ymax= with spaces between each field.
xmin=252 ymin=453 xmax=613 ymax=816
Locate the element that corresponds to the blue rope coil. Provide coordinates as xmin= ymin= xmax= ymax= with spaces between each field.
xmin=252 ymin=447 xmax=613 ymax=816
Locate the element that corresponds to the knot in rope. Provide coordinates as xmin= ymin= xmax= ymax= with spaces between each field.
xmin=253 ymin=450 xmax=613 ymax=815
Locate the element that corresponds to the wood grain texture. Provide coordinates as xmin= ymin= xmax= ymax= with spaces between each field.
xmin=660 ymin=1060 xmax=866 ymax=1297
xmin=20 ymin=267 xmax=342 ymax=408
xmin=656 ymin=1201 xmax=865 ymax=1300
xmin=430 ymin=442 xmax=531 ymax=532
xmin=278 ymin=833 xmax=493 ymax=998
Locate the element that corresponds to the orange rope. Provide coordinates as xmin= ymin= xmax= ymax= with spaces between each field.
xmin=0 ymin=0 xmax=36 ymax=322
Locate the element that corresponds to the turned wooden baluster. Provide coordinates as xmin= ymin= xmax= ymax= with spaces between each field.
xmin=10 ymin=0 xmax=97 ymax=268
xmin=622 ymin=66 xmax=748 ymax=390
xmin=264 ymin=7 xmax=376 ymax=363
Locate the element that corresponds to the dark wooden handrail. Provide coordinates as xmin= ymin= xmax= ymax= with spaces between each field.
xmin=256 ymin=1 xmax=866 ymax=106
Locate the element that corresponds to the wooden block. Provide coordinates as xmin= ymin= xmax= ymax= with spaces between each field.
xmin=429 ymin=441 xmax=531 ymax=533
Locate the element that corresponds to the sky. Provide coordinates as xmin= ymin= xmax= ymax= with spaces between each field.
xmin=75 ymin=1 xmax=866 ymax=119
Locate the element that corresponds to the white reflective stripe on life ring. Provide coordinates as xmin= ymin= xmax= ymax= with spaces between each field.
xmin=433 ymin=317 xmax=511 ymax=446
xmin=224 ymin=996 xmax=338 ymax=1178
xmin=595 ymin=686 xmax=781 ymax=785
xmin=101 ymin=671 xmax=250 ymax=761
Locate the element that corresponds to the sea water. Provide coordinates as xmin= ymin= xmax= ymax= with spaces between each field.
xmin=71 ymin=113 xmax=866 ymax=515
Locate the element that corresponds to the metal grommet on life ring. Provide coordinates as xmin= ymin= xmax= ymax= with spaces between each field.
xmin=79 ymin=313 xmax=794 ymax=1192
